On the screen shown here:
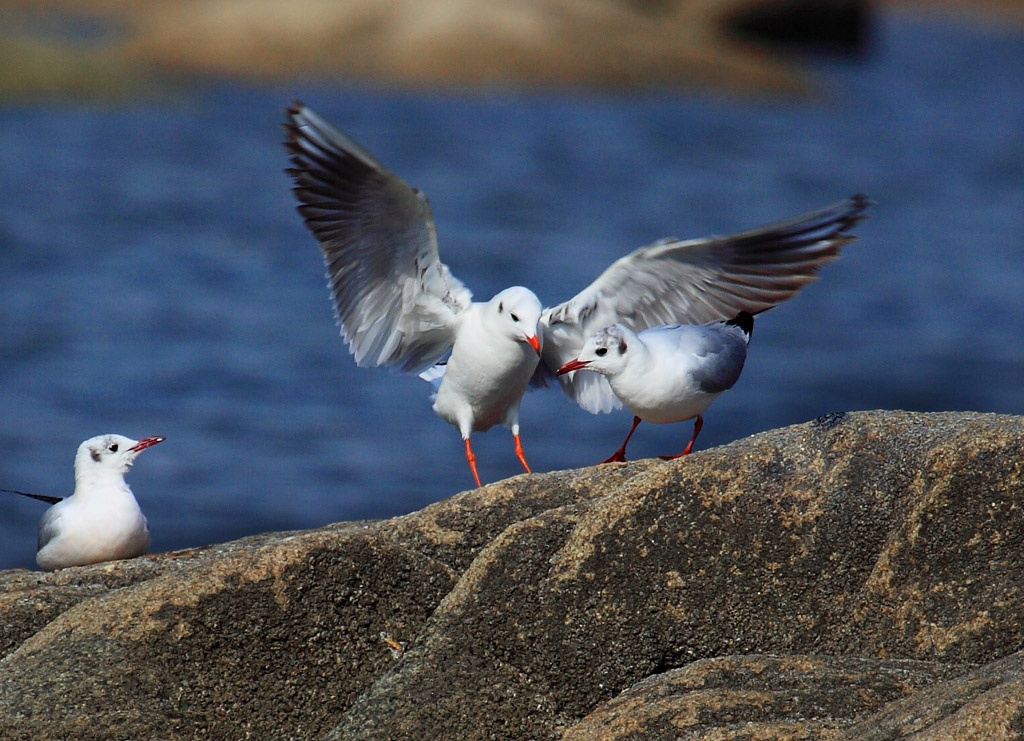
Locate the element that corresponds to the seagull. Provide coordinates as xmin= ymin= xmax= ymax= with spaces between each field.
xmin=557 ymin=313 xmax=752 ymax=462
xmin=284 ymin=100 xmax=870 ymax=486
xmin=31 ymin=434 xmax=164 ymax=571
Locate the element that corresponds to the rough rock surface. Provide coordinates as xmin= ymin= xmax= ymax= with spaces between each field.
xmin=562 ymin=655 xmax=966 ymax=740
xmin=1 ymin=410 xmax=1023 ymax=739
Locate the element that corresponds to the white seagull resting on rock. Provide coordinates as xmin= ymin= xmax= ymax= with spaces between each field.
xmin=558 ymin=313 xmax=752 ymax=462
xmin=284 ymin=101 xmax=870 ymax=486
xmin=33 ymin=434 xmax=164 ymax=571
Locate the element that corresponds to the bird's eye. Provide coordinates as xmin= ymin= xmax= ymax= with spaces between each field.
xmin=595 ymin=347 xmax=608 ymax=357
xmin=109 ymin=444 xmax=119 ymax=452
xmin=510 ymin=313 xmax=519 ymax=322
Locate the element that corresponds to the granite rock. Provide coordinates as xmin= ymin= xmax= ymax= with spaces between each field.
xmin=1 ymin=410 xmax=1022 ymax=739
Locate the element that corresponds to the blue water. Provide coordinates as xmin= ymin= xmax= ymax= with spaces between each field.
xmin=1 ymin=13 xmax=1022 ymax=570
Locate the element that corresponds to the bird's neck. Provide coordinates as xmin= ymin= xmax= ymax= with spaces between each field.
xmin=73 ymin=469 xmax=132 ymax=499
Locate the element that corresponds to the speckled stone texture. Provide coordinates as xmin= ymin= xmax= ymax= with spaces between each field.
xmin=2 ymin=411 xmax=1023 ymax=739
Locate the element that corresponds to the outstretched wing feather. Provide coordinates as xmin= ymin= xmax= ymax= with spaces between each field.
xmin=541 ymin=195 xmax=871 ymax=412
xmin=285 ymin=102 xmax=473 ymax=374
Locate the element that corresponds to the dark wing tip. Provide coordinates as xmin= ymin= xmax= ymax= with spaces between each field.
xmin=1 ymin=488 xmax=63 ymax=505
xmin=851 ymin=193 xmax=874 ymax=209
xmin=820 ymin=193 xmax=873 ymax=237
xmin=281 ymin=100 xmax=306 ymax=139
xmin=841 ymin=193 xmax=874 ymax=227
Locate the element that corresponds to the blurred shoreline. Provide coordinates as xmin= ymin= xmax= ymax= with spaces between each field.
xmin=1 ymin=0 xmax=1018 ymax=101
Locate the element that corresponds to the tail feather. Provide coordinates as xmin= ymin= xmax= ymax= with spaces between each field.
xmin=727 ymin=311 xmax=754 ymax=342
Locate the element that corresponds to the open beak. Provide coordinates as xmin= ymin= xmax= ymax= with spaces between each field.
xmin=527 ymin=335 xmax=541 ymax=355
xmin=129 ymin=436 xmax=166 ymax=452
xmin=556 ymin=358 xmax=589 ymax=375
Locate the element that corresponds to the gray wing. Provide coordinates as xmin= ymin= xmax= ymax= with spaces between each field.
xmin=284 ymin=102 xmax=473 ymax=374
xmin=540 ymin=195 xmax=871 ymax=412
xmin=37 ymin=503 xmax=64 ymax=552
xmin=647 ymin=322 xmax=748 ymax=395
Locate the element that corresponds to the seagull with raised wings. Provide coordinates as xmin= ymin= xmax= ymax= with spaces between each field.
xmin=284 ymin=101 xmax=870 ymax=486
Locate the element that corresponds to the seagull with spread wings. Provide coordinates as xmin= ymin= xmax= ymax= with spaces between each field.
xmin=284 ymin=101 xmax=871 ymax=487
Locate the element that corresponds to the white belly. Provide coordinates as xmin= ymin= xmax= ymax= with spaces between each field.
xmin=610 ymin=374 xmax=719 ymax=425
xmin=432 ymin=339 xmax=538 ymax=434
xmin=37 ymin=498 xmax=150 ymax=570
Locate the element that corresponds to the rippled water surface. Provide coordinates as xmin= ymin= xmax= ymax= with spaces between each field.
xmin=1 ymin=13 xmax=1022 ymax=569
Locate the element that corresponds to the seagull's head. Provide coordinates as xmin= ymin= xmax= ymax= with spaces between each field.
xmin=489 ymin=286 xmax=542 ymax=354
xmin=74 ymin=434 xmax=165 ymax=479
xmin=557 ymin=324 xmax=634 ymax=377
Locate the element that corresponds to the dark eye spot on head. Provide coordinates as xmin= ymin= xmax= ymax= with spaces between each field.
xmin=619 ymin=341 xmax=628 ymax=354
xmin=498 ymin=302 xmax=503 ymax=313
xmin=90 ymin=449 xmax=101 ymax=462
xmin=109 ymin=443 xmax=119 ymax=452
xmin=510 ymin=313 xmax=519 ymax=322
xmin=595 ymin=347 xmax=608 ymax=357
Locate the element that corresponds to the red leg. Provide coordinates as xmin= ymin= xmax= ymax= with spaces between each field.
xmin=660 ymin=415 xmax=703 ymax=460
xmin=603 ymin=416 xmax=642 ymax=463
xmin=513 ymin=434 xmax=531 ymax=473
xmin=465 ymin=438 xmax=482 ymax=487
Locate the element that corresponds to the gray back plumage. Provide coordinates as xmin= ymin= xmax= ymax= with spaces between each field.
xmin=690 ymin=324 xmax=748 ymax=394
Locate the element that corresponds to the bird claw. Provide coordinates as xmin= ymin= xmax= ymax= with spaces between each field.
xmin=601 ymin=453 xmax=627 ymax=464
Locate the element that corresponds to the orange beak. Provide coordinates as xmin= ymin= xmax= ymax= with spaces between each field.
xmin=527 ymin=335 xmax=541 ymax=354
xmin=556 ymin=358 xmax=589 ymax=375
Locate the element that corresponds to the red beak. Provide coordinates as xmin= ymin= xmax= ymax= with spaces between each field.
xmin=129 ymin=436 xmax=166 ymax=452
xmin=527 ymin=335 xmax=541 ymax=354
xmin=556 ymin=358 xmax=589 ymax=375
